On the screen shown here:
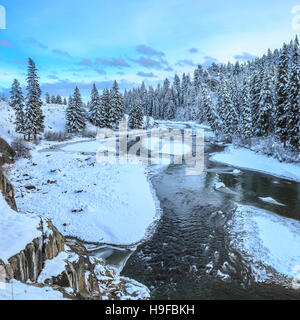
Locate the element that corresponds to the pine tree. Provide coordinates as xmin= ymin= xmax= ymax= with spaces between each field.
xmin=45 ymin=92 xmax=50 ymax=104
xmin=89 ymin=84 xmax=105 ymax=127
xmin=100 ymin=89 xmax=111 ymax=128
xmin=275 ymin=43 xmax=290 ymax=147
xmin=109 ymin=81 xmax=124 ymax=129
xmin=66 ymin=87 xmax=86 ymax=133
xmin=128 ymin=97 xmax=144 ymax=129
xmin=256 ymin=68 xmax=274 ymax=136
xmin=10 ymin=79 xmax=25 ymax=136
xmin=288 ymin=37 xmax=300 ymax=150
xmin=173 ymin=74 xmax=181 ymax=107
xmin=63 ymin=98 xmax=67 ymax=105
xmin=56 ymin=95 xmax=63 ymax=104
xmin=240 ymin=76 xmax=253 ymax=140
xmin=51 ymin=95 xmax=56 ymax=104
xmin=249 ymin=63 xmax=262 ymax=130
xmin=201 ymin=84 xmax=222 ymax=135
xmin=24 ymin=58 xmax=44 ymax=141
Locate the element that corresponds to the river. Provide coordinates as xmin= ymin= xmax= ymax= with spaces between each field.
xmin=91 ymin=121 xmax=300 ymax=300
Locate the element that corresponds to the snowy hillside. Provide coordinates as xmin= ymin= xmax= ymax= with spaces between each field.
xmin=1 ymin=99 xmax=159 ymax=245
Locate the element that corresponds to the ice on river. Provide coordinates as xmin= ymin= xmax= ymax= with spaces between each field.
xmin=259 ymin=197 xmax=286 ymax=206
xmin=229 ymin=204 xmax=300 ymax=280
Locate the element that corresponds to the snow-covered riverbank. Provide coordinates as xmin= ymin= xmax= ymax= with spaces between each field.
xmin=7 ymin=139 xmax=159 ymax=246
xmin=229 ymin=204 xmax=300 ymax=283
xmin=211 ymin=146 xmax=300 ymax=182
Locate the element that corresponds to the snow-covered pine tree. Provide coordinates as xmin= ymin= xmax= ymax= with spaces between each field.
xmin=240 ymin=76 xmax=253 ymax=141
xmin=257 ymin=67 xmax=274 ymax=136
xmin=249 ymin=62 xmax=262 ymax=130
xmin=140 ymin=82 xmax=148 ymax=116
xmin=173 ymin=74 xmax=181 ymax=108
xmin=219 ymin=75 xmax=238 ymax=138
xmin=201 ymin=84 xmax=221 ymax=134
xmin=45 ymin=92 xmax=50 ymax=104
xmin=51 ymin=95 xmax=56 ymax=104
xmin=165 ymin=89 xmax=176 ymax=120
xmin=100 ymin=89 xmax=111 ymax=128
xmin=275 ymin=43 xmax=291 ymax=147
xmin=89 ymin=84 xmax=105 ymax=128
xmin=56 ymin=95 xmax=63 ymax=104
xmin=288 ymin=37 xmax=300 ymax=150
xmin=63 ymin=98 xmax=67 ymax=105
xmin=108 ymin=81 xmax=125 ymax=129
xmin=24 ymin=58 xmax=45 ymax=141
xmin=10 ymin=79 xmax=25 ymax=136
xmin=66 ymin=87 xmax=86 ymax=133
xmin=128 ymin=97 xmax=144 ymax=129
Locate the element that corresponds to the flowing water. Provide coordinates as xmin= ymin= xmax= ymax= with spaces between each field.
xmin=92 ymin=122 xmax=300 ymax=300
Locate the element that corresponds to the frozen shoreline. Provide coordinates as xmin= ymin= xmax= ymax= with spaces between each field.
xmin=210 ymin=146 xmax=300 ymax=182
xmin=229 ymin=204 xmax=300 ymax=281
xmin=8 ymin=139 xmax=159 ymax=246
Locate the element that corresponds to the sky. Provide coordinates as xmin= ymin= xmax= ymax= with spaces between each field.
xmin=0 ymin=0 xmax=299 ymax=98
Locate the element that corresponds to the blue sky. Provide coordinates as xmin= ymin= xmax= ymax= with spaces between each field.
xmin=0 ymin=0 xmax=299 ymax=97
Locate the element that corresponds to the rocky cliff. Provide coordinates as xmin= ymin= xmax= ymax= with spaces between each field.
xmin=0 ymin=137 xmax=149 ymax=300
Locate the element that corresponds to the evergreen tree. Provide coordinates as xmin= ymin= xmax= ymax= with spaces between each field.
xmin=275 ymin=43 xmax=290 ymax=147
xmin=201 ymin=84 xmax=222 ymax=135
xmin=10 ymin=79 xmax=25 ymax=135
xmin=173 ymin=74 xmax=181 ymax=107
xmin=109 ymin=81 xmax=124 ymax=128
xmin=128 ymin=97 xmax=144 ymax=129
xmin=45 ymin=92 xmax=50 ymax=104
xmin=240 ymin=77 xmax=253 ymax=140
xmin=63 ymin=98 xmax=67 ymax=105
xmin=89 ymin=84 xmax=105 ymax=127
xmin=66 ymin=87 xmax=86 ymax=133
xmin=256 ymin=68 xmax=274 ymax=136
xmin=51 ymin=95 xmax=56 ymax=104
xmin=287 ymin=37 xmax=300 ymax=150
xmin=24 ymin=58 xmax=44 ymax=141
xmin=56 ymin=95 xmax=63 ymax=104
xmin=100 ymin=89 xmax=111 ymax=128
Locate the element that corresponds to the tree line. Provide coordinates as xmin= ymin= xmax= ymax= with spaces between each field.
xmin=124 ymin=36 xmax=300 ymax=151
xmin=9 ymin=36 xmax=300 ymax=150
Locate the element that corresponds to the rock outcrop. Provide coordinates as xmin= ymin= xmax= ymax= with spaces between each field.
xmin=0 ymin=169 xmax=17 ymax=211
xmin=0 ymin=137 xmax=15 ymax=166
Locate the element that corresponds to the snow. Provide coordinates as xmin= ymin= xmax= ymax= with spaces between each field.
xmin=0 ymin=280 xmax=68 ymax=300
xmin=38 ymin=251 xmax=70 ymax=283
xmin=43 ymin=104 xmax=68 ymax=132
xmin=230 ymin=204 xmax=300 ymax=279
xmin=211 ymin=146 xmax=300 ymax=182
xmin=0 ymin=101 xmax=16 ymax=143
xmin=9 ymin=140 xmax=159 ymax=245
xmin=214 ymin=182 xmax=226 ymax=190
xmin=0 ymin=195 xmax=41 ymax=263
xmin=62 ymin=140 xmax=103 ymax=153
xmin=142 ymin=136 xmax=191 ymax=157
xmin=259 ymin=197 xmax=286 ymax=206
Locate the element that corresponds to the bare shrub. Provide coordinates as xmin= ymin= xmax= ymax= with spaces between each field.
xmin=11 ymin=137 xmax=31 ymax=159
xmin=44 ymin=131 xmax=71 ymax=142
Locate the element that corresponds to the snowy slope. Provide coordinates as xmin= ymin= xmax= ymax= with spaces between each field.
xmin=0 ymin=101 xmax=16 ymax=143
xmin=229 ymin=204 xmax=300 ymax=280
xmin=0 ymin=194 xmax=41 ymax=263
xmin=211 ymin=146 xmax=300 ymax=182
xmin=0 ymin=280 xmax=68 ymax=300
xmin=8 ymin=140 xmax=159 ymax=245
